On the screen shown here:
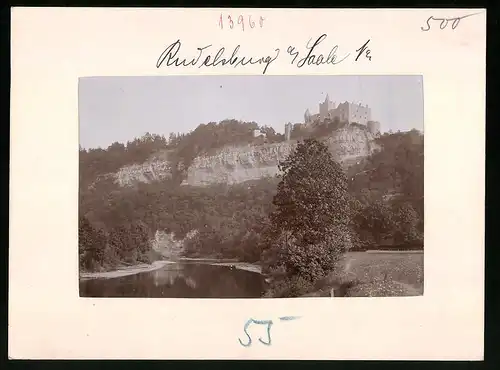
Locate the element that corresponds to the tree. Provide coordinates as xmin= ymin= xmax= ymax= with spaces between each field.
xmin=79 ymin=216 xmax=92 ymax=270
xmin=352 ymin=200 xmax=396 ymax=247
xmin=348 ymin=129 xmax=424 ymax=236
xmin=261 ymin=138 xmax=353 ymax=283
xmin=79 ymin=216 xmax=107 ymax=270
xmin=393 ymin=202 xmax=423 ymax=246
xmin=130 ymin=220 xmax=152 ymax=262
xmin=114 ymin=225 xmax=137 ymax=263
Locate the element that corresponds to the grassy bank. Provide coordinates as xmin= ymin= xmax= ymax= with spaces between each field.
xmin=304 ymin=251 xmax=424 ymax=297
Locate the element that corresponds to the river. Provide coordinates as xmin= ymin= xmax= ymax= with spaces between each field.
xmin=79 ymin=262 xmax=267 ymax=298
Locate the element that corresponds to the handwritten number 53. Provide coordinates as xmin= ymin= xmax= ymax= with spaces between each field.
xmin=238 ymin=316 xmax=300 ymax=347
xmin=238 ymin=319 xmax=273 ymax=347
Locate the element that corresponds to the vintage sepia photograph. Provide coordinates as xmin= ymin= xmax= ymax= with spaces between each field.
xmin=78 ymin=75 xmax=424 ymax=299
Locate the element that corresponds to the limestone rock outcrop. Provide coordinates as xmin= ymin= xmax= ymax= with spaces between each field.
xmin=114 ymin=159 xmax=173 ymax=187
xmin=185 ymin=126 xmax=380 ymax=186
xmin=185 ymin=141 xmax=295 ymax=186
xmin=92 ymin=125 xmax=379 ymax=188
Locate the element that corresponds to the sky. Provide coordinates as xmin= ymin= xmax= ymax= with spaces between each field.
xmin=79 ymin=75 xmax=424 ymax=149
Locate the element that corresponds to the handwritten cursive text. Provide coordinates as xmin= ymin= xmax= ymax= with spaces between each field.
xmin=155 ymin=35 xmax=375 ymax=73
xmin=286 ymin=34 xmax=350 ymax=68
xmin=355 ymin=39 xmax=372 ymax=61
xmin=156 ymin=40 xmax=280 ymax=75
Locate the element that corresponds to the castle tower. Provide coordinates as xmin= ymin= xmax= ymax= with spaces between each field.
xmin=319 ymin=94 xmax=335 ymax=121
xmin=304 ymin=109 xmax=312 ymax=124
xmin=367 ymin=121 xmax=381 ymax=135
xmin=284 ymin=122 xmax=292 ymax=141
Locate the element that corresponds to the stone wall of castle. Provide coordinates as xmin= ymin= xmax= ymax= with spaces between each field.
xmin=304 ymin=96 xmax=373 ymax=127
xmin=367 ymin=121 xmax=381 ymax=135
xmin=345 ymin=102 xmax=372 ymax=125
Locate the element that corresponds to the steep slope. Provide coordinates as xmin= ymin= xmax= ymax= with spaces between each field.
xmin=184 ymin=141 xmax=295 ymax=186
xmin=91 ymin=125 xmax=380 ymax=188
xmin=185 ymin=126 xmax=380 ymax=186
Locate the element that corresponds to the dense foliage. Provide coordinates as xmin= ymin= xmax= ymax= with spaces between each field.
xmin=348 ymin=129 xmax=424 ymax=249
xmin=79 ymin=215 xmax=155 ymax=272
xmin=80 ymin=120 xmax=285 ymax=188
xmin=80 ymin=175 xmax=279 ymax=271
xmin=260 ymin=139 xmax=353 ymax=284
xmin=79 ymin=120 xmax=424 ymax=279
xmin=79 ymin=133 xmax=168 ymax=189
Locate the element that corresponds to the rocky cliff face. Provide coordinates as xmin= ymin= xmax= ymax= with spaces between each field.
xmin=184 ymin=141 xmax=295 ymax=186
xmin=151 ymin=230 xmax=197 ymax=258
xmin=185 ymin=126 xmax=380 ymax=186
xmin=114 ymin=159 xmax=173 ymax=187
xmin=325 ymin=126 xmax=380 ymax=162
xmin=95 ymin=125 xmax=379 ymax=188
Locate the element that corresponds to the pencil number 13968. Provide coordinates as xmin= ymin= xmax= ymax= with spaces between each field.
xmin=219 ymin=14 xmax=265 ymax=31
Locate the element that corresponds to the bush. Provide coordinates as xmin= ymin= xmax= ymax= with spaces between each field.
xmin=263 ymin=276 xmax=314 ymax=298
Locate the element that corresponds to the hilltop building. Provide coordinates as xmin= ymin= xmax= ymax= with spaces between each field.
xmin=252 ymin=128 xmax=264 ymax=138
xmin=305 ymin=94 xmax=373 ymax=125
xmin=297 ymin=94 xmax=380 ymax=137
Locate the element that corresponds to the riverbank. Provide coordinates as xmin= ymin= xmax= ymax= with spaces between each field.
xmin=79 ymin=258 xmax=263 ymax=281
xmin=79 ymin=260 xmax=175 ymax=281
xmin=209 ymin=262 xmax=262 ymax=274
xmin=177 ymin=258 xmax=263 ymax=274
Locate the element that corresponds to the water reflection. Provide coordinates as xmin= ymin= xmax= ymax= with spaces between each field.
xmin=80 ymin=263 xmax=265 ymax=298
xmin=151 ymin=264 xmax=197 ymax=289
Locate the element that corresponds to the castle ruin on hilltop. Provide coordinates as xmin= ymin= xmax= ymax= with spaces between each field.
xmin=284 ymin=94 xmax=381 ymax=140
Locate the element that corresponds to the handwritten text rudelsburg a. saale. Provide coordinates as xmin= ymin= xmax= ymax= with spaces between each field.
xmin=156 ymin=34 xmax=372 ymax=75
